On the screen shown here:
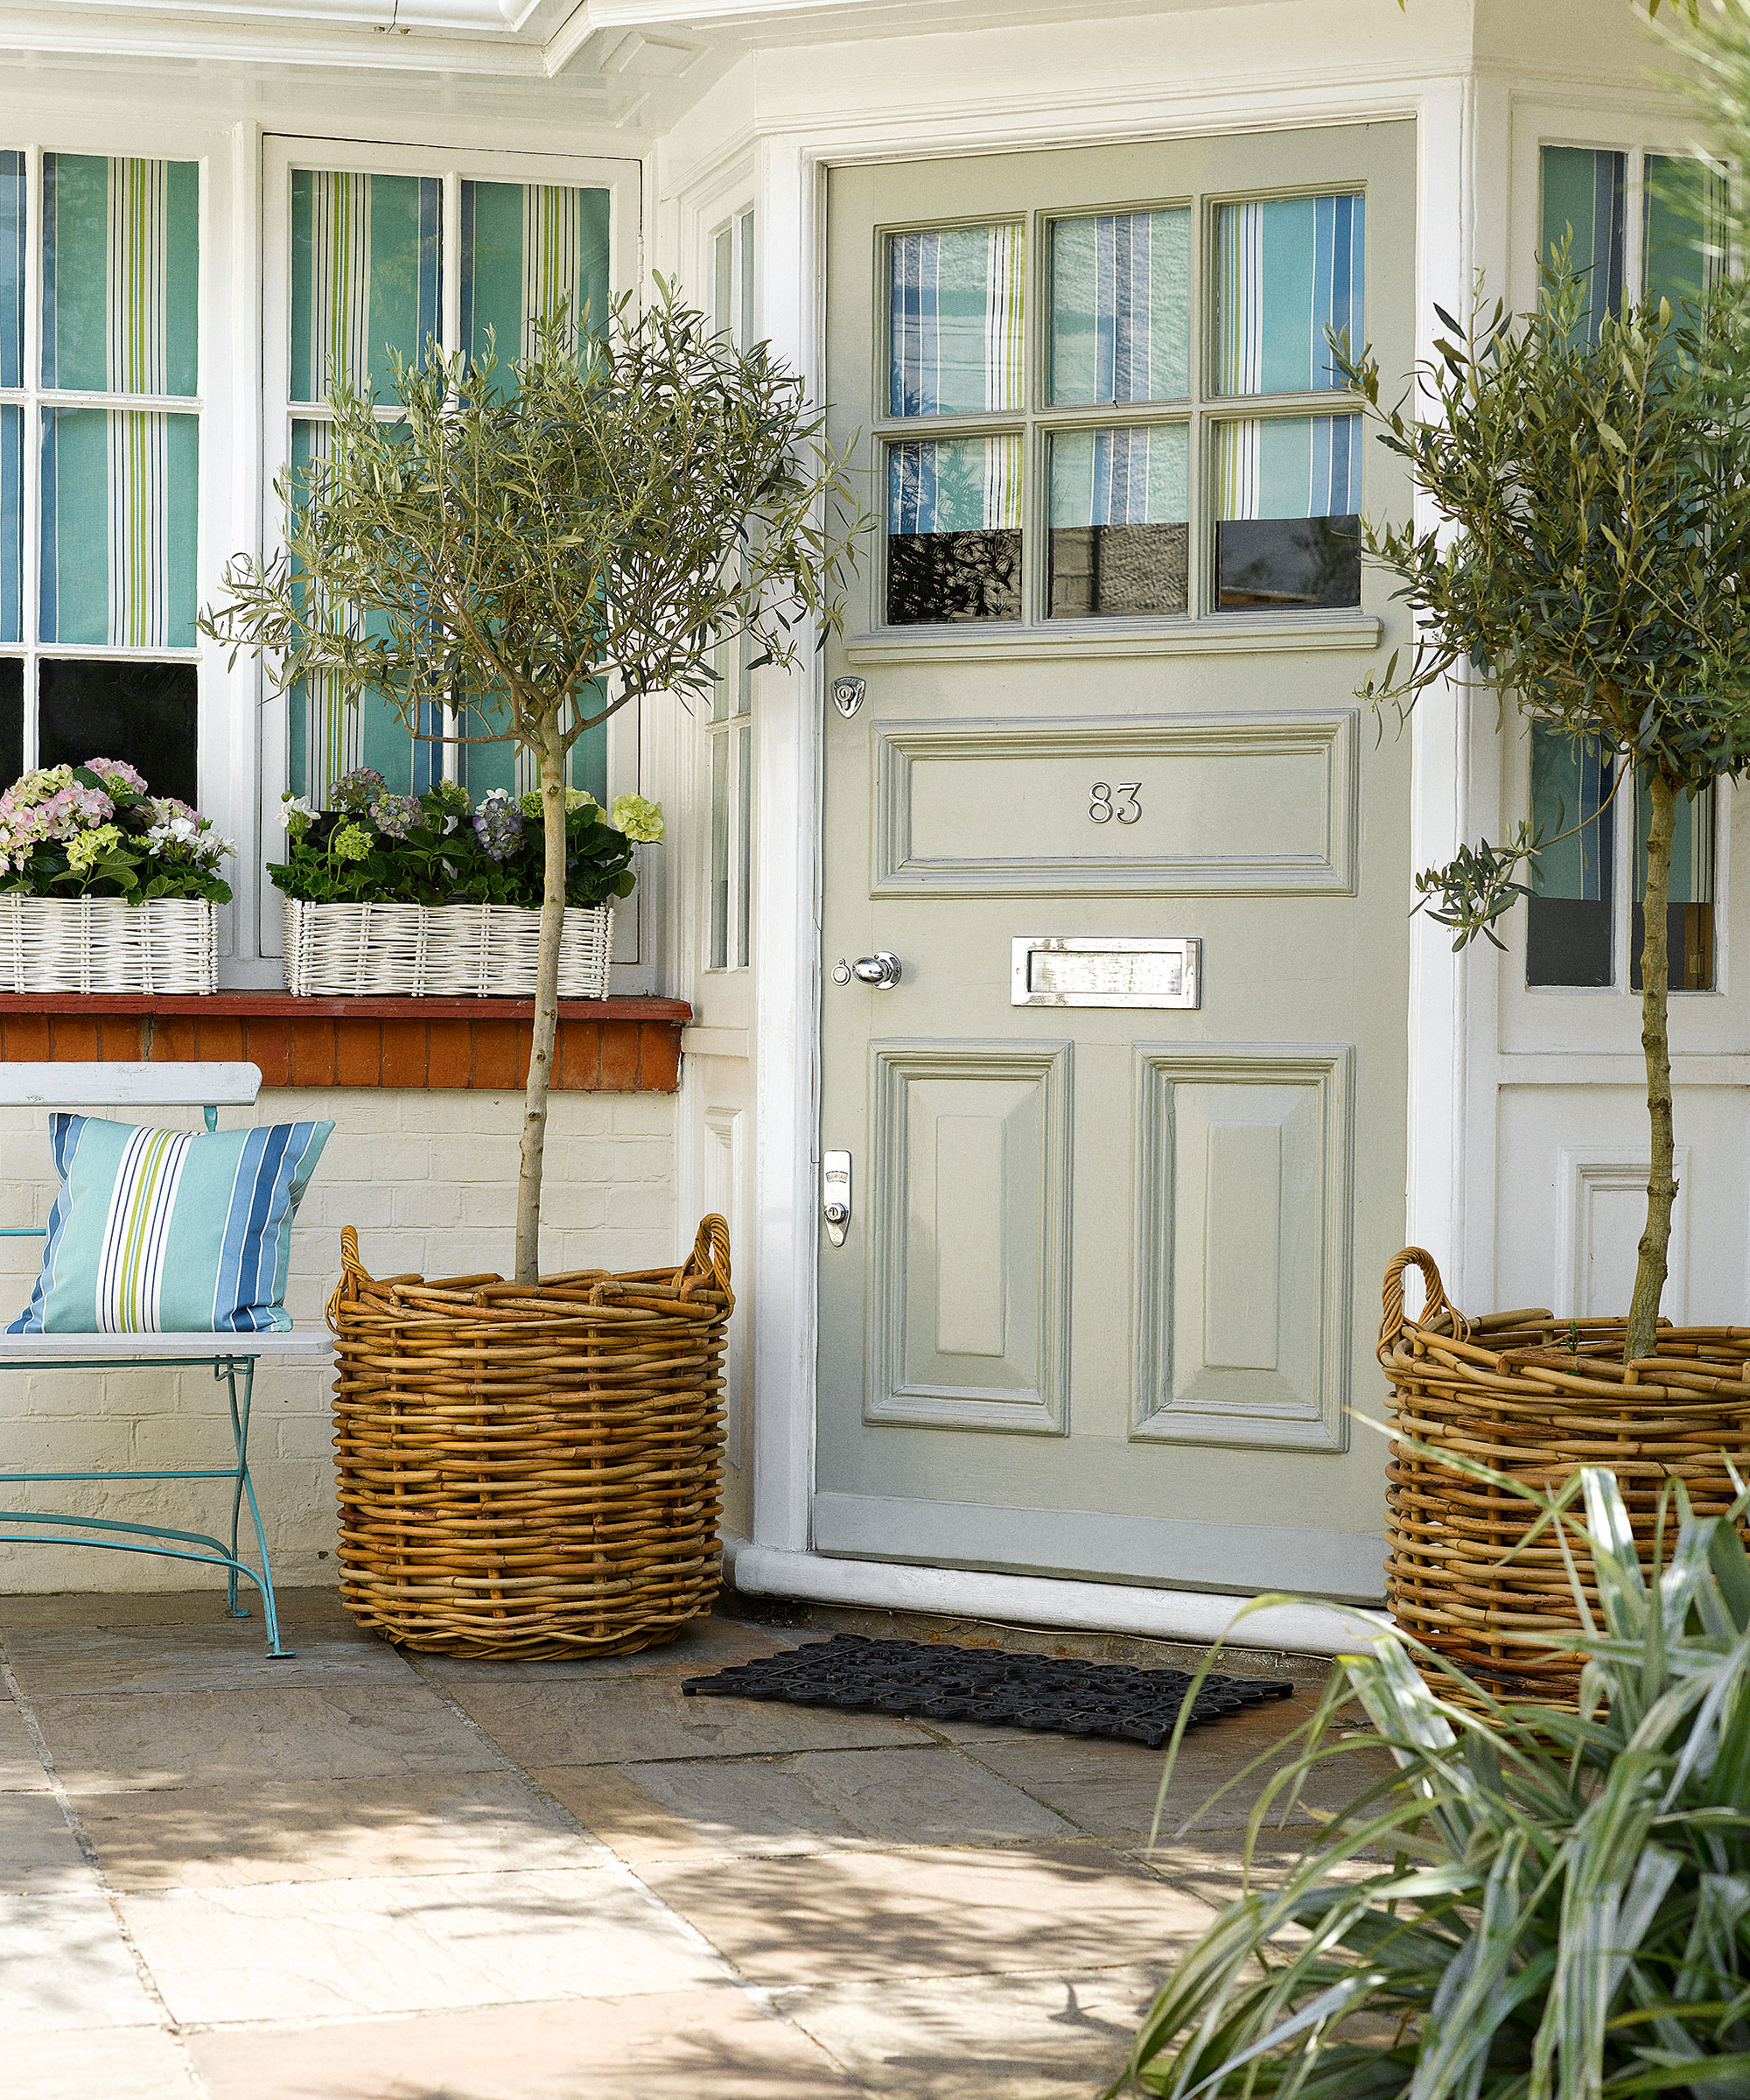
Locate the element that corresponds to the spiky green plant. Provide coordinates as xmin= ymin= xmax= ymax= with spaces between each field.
xmin=1115 ymin=1465 xmax=1750 ymax=2098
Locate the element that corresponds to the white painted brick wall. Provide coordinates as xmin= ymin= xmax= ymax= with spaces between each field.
xmin=0 ymin=1086 xmax=679 ymax=1594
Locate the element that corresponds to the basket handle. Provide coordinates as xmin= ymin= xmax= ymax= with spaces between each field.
xmin=326 ymin=1224 xmax=371 ymax=1334
xmin=1380 ymin=1245 xmax=1468 ymax=1349
xmin=678 ymin=1214 xmax=733 ymax=1307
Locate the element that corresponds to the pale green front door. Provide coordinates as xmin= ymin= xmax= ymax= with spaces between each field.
xmin=817 ymin=124 xmax=1415 ymax=1604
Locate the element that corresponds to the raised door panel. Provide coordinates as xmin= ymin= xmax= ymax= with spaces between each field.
xmin=1134 ymin=1046 xmax=1352 ymax=1450
xmin=867 ymin=1040 xmax=1071 ymax=1432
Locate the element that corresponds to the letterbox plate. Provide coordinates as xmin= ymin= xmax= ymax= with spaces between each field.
xmin=1011 ymin=935 xmax=1200 ymax=1010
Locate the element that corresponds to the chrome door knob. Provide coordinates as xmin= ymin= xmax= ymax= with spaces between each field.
xmin=850 ymin=952 xmax=903 ymax=989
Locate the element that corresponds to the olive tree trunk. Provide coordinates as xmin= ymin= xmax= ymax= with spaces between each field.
xmin=1626 ymin=766 xmax=1678 ymax=1363
xmin=514 ymin=717 xmax=569 ymax=1285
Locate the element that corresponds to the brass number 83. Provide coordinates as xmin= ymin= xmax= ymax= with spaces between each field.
xmin=1089 ymin=781 xmax=1142 ymax=825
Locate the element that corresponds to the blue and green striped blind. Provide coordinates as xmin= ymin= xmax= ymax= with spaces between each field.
xmin=1540 ymin=145 xmax=1726 ymax=334
xmin=291 ymin=171 xmax=441 ymax=404
xmin=0 ymin=149 xmax=18 ymax=644
xmin=39 ymin=156 xmax=200 ymax=651
xmin=461 ymin=180 xmax=611 ymax=370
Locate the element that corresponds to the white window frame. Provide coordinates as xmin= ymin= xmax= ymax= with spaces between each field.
xmin=258 ymin=135 xmax=650 ymax=982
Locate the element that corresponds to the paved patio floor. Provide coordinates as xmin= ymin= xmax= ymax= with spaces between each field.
xmin=0 ymin=1588 xmax=1370 ymax=2099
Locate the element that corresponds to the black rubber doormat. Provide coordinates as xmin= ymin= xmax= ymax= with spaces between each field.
xmin=682 ymin=1634 xmax=1293 ymax=1749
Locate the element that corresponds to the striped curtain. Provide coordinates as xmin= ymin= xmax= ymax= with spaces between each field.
xmin=889 ymin=224 xmax=1025 ymax=417
xmin=888 ymin=433 xmax=1023 ymax=535
xmin=1049 ymin=209 xmax=1190 ymax=404
xmin=43 ymin=155 xmax=199 ymax=396
xmin=0 ymin=405 xmax=18 ymax=645
xmin=1540 ymin=148 xmax=1626 ymax=340
xmin=1049 ymin=424 xmax=1187 ymax=527
xmin=1216 ymin=414 xmax=1360 ymax=522
xmin=41 ymin=410 xmax=199 ymax=648
xmin=0 ymin=150 xmax=21 ymax=389
xmin=290 ymin=171 xmax=442 ymax=404
xmin=1217 ymin=193 xmax=1363 ymax=396
xmin=1643 ymin=154 xmax=1726 ymax=316
xmin=461 ymin=180 xmax=612 ymax=370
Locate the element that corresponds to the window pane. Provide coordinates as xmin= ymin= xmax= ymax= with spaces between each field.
xmin=1541 ymin=146 xmax=1625 ymax=340
xmin=886 ymin=434 xmax=1021 ymax=623
xmin=461 ymin=181 xmax=610 ymax=370
xmin=291 ymin=171 xmax=442 ymax=406
xmin=1049 ymin=209 xmax=1190 ymax=405
xmin=1048 ymin=424 xmax=1187 ymax=617
xmin=1214 ymin=415 xmax=1359 ymax=609
xmin=1214 ymin=193 xmax=1363 ymax=396
xmin=713 ymin=226 xmax=733 ymax=342
xmin=43 ymin=155 xmax=199 ymax=396
xmin=40 ymin=409 xmax=199 ymax=647
xmin=1633 ymin=773 xmax=1715 ymax=991
xmin=709 ymin=726 xmax=730 ymax=970
xmin=888 ymin=225 xmax=1024 ymax=417
xmin=736 ymin=718 xmax=752 ymax=970
xmin=38 ymin=659 xmax=198 ymax=805
xmin=0 ymin=150 xmax=22 ymax=390
xmin=0 ymin=658 xmax=22 ymax=785
xmin=0 ymin=404 xmax=18 ymax=644
xmin=1527 ymin=724 xmax=1614 ymax=987
xmin=738 ymin=210 xmax=755 ymax=350
xmin=1643 ymin=154 xmax=1726 ymax=318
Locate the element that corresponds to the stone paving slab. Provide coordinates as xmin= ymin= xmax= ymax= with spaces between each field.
xmin=37 ymin=1682 xmax=514 ymax=1794
xmin=186 ymin=1992 xmax=864 ymax=2099
xmin=80 ymin=1772 xmax=612 ymax=1891
xmin=119 ymin=1866 xmax=736 ymax=2024
xmin=535 ymin=1745 xmax=1078 ymax=1861
xmin=439 ymin=1670 xmax=936 ymax=1767
xmin=775 ymin=1964 xmax=1178 ymax=2098
xmin=0 ymin=1589 xmax=1340 ymax=2096
xmin=636 ymin=1839 xmax=1214 ymax=1988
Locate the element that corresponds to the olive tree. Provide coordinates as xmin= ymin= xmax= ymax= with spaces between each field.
xmin=1338 ymin=268 xmax=1750 ymax=1362
xmin=203 ymin=290 xmax=863 ymax=1284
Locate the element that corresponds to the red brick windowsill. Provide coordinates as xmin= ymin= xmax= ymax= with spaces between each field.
xmin=0 ymin=993 xmax=693 ymax=1092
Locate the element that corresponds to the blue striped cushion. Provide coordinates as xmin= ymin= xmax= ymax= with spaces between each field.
xmin=7 ymin=1114 xmax=333 ymax=1335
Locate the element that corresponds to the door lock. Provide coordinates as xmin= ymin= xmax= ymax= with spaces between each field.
xmin=847 ymin=952 xmax=902 ymax=989
xmin=822 ymin=1151 xmax=851 ymax=1246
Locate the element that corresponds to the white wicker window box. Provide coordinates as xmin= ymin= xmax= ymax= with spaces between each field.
xmin=283 ymin=899 xmax=615 ymax=999
xmin=0 ymin=895 xmax=217 ymax=994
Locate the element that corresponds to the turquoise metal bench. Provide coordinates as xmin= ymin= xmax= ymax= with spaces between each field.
xmin=0 ymin=1061 xmax=331 ymax=1658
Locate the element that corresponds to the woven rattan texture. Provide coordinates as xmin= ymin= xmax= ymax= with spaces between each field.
xmin=0 ymin=896 xmax=216 ymax=994
xmin=284 ymin=900 xmax=613 ymax=999
xmin=328 ymin=1214 xmax=731 ymax=1658
xmin=1380 ymin=1246 xmax=1750 ymax=1709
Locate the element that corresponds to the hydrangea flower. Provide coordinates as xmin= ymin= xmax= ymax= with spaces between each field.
xmin=82 ymin=758 xmax=148 ymax=799
xmin=518 ymin=788 xmax=599 ymax=822
xmin=370 ymin=794 xmax=424 ymax=841
xmin=330 ymin=767 xmax=387 ymax=816
xmin=332 ymin=822 xmax=374 ymax=863
xmin=65 ymin=823 xmax=122 ymax=874
xmin=8 ymin=766 xmax=74 ymax=809
xmin=472 ymin=789 xmax=524 ymax=861
xmin=430 ymin=777 xmax=472 ymax=814
xmin=43 ymin=783 xmax=115 ymax=830
xmin=609 ymin=794 xmax=664 ymax=844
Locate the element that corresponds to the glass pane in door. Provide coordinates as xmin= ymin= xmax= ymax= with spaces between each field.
xmin=1047 ymin=423 xmax=1187 ymax=616
xmin=1048 ymin=208 xmax=1190 ymax=403
xmin=1214 ymin=414 xmax=1360 ymax=607
xmin=888 ymin=224 xmax=1024 ymax=416
xmin=886 ymin=433 xmax=1022 ymax=622
xmin=1527 ymin=724 xmax=1614 ymax=987
xmin=1632 ymin=772 xmax=1715 ymax=991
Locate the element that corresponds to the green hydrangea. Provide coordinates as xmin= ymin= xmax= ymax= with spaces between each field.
xmin=65 ymin=822 xmax=122 ymax=874
xmin=609 ymin=794 xmax=664 ymax=844
xmin=430 ymin=777 xmax=471 ymax=814
xmin=332 ymin=822 xmax=374 ymax=863
xmin=519 ymin=788 xmax=600 ymax=822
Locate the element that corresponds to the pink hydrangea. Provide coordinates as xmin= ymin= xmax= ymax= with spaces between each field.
xmin=82 ymin=758 xmax=148 ymax=798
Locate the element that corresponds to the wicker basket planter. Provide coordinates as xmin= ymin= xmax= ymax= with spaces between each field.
xmin=284 ymin=898 xmax=614 ymax=999
xmin=1380 ymin=1245 xmax=1750 ymax=1709
xmin=328 ymin=1215 xmax=732 ymax=1658
xmin=0 ymin=893 xmax=216 ymax=993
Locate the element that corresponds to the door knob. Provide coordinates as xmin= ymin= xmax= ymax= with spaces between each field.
xmin=850 ymin=952 xmax=902 ymax=989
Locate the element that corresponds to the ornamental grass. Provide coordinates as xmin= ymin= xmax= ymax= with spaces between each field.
xmin=1115 ymin=1461 xmax=1750 ymax=2099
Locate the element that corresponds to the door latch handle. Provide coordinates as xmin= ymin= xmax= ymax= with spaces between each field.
xmin=850 ymin=953 xmax=902 ymax=989
xmin=822 ymin=1151 xmax=851 ymax=1246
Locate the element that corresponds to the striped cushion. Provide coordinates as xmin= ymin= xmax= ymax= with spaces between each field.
xmin=7 ymin=1114 xmax=332 ymax=1335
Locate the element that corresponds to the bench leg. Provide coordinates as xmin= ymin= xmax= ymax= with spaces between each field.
xmin=220 ymin=1359 xmax=290 ymax=1661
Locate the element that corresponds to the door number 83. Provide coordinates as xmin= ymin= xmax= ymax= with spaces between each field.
xmin=1089 ymin=781 xmax=1142 ymax=824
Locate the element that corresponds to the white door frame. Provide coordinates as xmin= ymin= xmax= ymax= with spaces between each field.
xmin=741 ymin=61 xmax=1480 ymax=1626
